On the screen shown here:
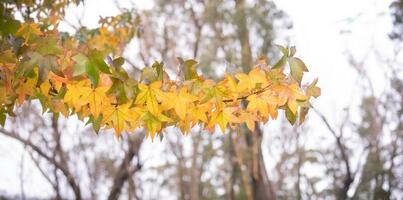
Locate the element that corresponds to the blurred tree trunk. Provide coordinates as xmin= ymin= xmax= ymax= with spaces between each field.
xmin=233 ymin=1 xmax=276 ymax=199
xmin=107 ymin=133 xmax=144 ymax=200
xmin=190 ymin=133 xmax=201 ymax=200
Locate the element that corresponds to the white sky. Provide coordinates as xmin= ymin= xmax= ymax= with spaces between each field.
xmin=0 ymin=0 xmax=398 ymax=198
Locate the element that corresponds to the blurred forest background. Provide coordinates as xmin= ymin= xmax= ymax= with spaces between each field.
xmin=0 ymin=0 xmax=402 ymax=199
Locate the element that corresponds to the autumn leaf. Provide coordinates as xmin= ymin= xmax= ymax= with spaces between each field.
xmin=238 ymin=110 xmax=256 ymax=131
xmin=246 ymin=90 xmax=279 ymax=120
xmin=40 ymin=79 xmax=52 ymax=96
xmin=235 ymin=68 xmax=267 ymax=92
xmin=208 ymin=107 xmax=237 ymax=133
xmin=15 ymin=23 xmax=43 ymax=43
xmin=16 ymin=77 xmax=37 ymax=105
xmin=102 ymin=103 xmax=135 ymax=137
xmin=289 ymin=57 xmax=308 ymax=85
xmin=0 ymin=87 xmax=7 ymax=104
xmin=163 ymin=87 xmax=198 ymax=120
xmin=306 ymin=78 xmax=321 ymax=98
xmin=87 ymin=86 xmax=110 ymax=118
xmin=135 ymin=81 xmax=163 ymax=116
xmin=63 ymin=80 xmax=92 ymax=111
xmin=142 ymin=111 xmax=171 ymax=140
xmin=273 ymin=83 xmax=307 ymax=114
xmin=188 ymin=103 xmax=210 ymax=125
xmin=72 ymin=53 xmax=89 ymax=77
xmin=0 ymin=18 xmax=320 ymax=138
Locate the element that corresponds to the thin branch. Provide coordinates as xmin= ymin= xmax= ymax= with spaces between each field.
xmin=107 ymin=133 xmax=144 ymax=200
xmin=0 ymin=128 xmax=82 ymax=200
xmin=312 ymin=107 xmax=353 ymax=200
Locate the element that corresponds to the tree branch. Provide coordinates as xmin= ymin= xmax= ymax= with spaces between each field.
xmin=107 ymin=133 xmax=144 ymax=200
xmin=0 ymin=128 xmax=82 ymax=200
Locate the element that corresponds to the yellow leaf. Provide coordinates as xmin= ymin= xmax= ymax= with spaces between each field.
xmin=16 ymin=23 xmax=43 ymax=43
xmin=174 ymin=88 xmax=198 ymax=119
xmin=188 ymin=103 xmax=210 ymax=125
xmin=102 ymin=103 xmax=132 ymax=138
xmin=142 ymin=112 xmax=171 ymax=140
xmin=50 ymin=99 xmax=69 ymax=117
xmin=63 ymin=80 xmax=92 ymax=111
xmin=16 ymin=78 xmax=36 ymax=105
xmin=0 ymin=87 xmax=6 ymax=103
xmin=247 ymin=91 xmax=280 ymax=120
xmin=238 ymin=110 xmax=256 ymax=131
xmin=87 ymin=86 xmax=110 ymax=118
xmin=273 ymin=83 xmax=307 ymax=114
xmin=235 ymin=68 xmax=267 ymax=92
xmin=135 ymin=81 xmax=163 ymax=115
xmin=208 ymin=107 xmax=237 ymax=133
xmin=40 ymin=80 xmax=51 ymax=96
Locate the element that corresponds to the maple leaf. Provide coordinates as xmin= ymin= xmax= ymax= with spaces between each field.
xmin=273 ymin=83 xmax=307 ymax=114
xmin=235 ymin=68 xmax=267 ymax=92
xmin=15 ymin=23 xmax=43 ymax=43
xmin=63 ymin=81 xmax=92 ymax=111
xmin=141 ymin=111 xmax=171 ymax=140
xmin=208 ymin=107 xmax=237 ymax=133
xmin=40 ymin=80 xmax=52 ymax=97
xmin=0 ymin=50 xmax=17 ymax=69
xmin=188 ymin=103 xmax=210 ymax=125
xmin=247 ymin=94 xmax=269 ymax=117
xmin=306 ymin=78 xmax=321 ymax=98
xmin=87 ymin=87 xmax=110 ymax=118
xmin=289 ymin=57 xmax=309 ymax=85
xmin=238 ymin=110 xmax=256 ymax=131
xmin=135 ymin=81 xmax=163 ymax=116
xmin=16 ymin=78 xmax=37 ymax=105
xmin=162 ymin=88 xmax=198 ymax=120
xmin=50 ymin=99 xmax=69 ymax=117
xmin=247 ymin=91 xmax=280 ymax=120
xmin=102 ymin=103 xmax=136 ymax=137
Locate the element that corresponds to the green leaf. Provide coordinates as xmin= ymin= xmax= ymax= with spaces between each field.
xmin=289 ymin=46 xmax=296 ymax=57
xmin=181 ymin=59 xmax=198 ymax=80
xmin=86 ymin=61 xmax=99 ymax=87
xmin=0 ymin=111 xmax=6 ymax=126
xmin=152 ymin=61 xmax=164 ymax=81
xmin=73 ymin=51 xmax=109 ymax=86
xmin=72 ymin=53 xmax=89 ymax=77
xmin=276 ymin=45 xmax=289 ymax=57
xmin=141 ymin=67 xmax=158 ymax=82
xmin=87 ymin=115 xmax=103 ymax=134
xmin=107 ymin=78 xmax=129 ymax=104
xmin=89 ymin=50 xmax=110 ymax=74
xmin=112 ymin=57 xmax=125 ymax=68
xmin=36 ymin=35 xmax=62 ymax=55
xmin=18 ymin=52 xmax=42 ymax=77
xmin=0 ymin=17 xmax=20 ymax=36
xmin=289 ymin=57 xmax=308 ymax=84
xmin=285 ymin=106 xmax=296 ymax=125
xmin=37 ymin=55 xmax=58 ymax=85
xmin=272 ymin=55 xmax=287 ymax=69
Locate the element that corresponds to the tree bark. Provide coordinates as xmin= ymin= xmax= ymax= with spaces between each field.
xmin=234 ymin=0 xmax=275 ymax=199
xmin=107 ymin=133 xmax=144 ymax=200
xmin=0 ymin=128 xmax=82 ymax=200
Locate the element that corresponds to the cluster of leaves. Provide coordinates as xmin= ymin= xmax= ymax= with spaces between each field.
xmin=0 ymin=6 xmax=319 ymax=140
